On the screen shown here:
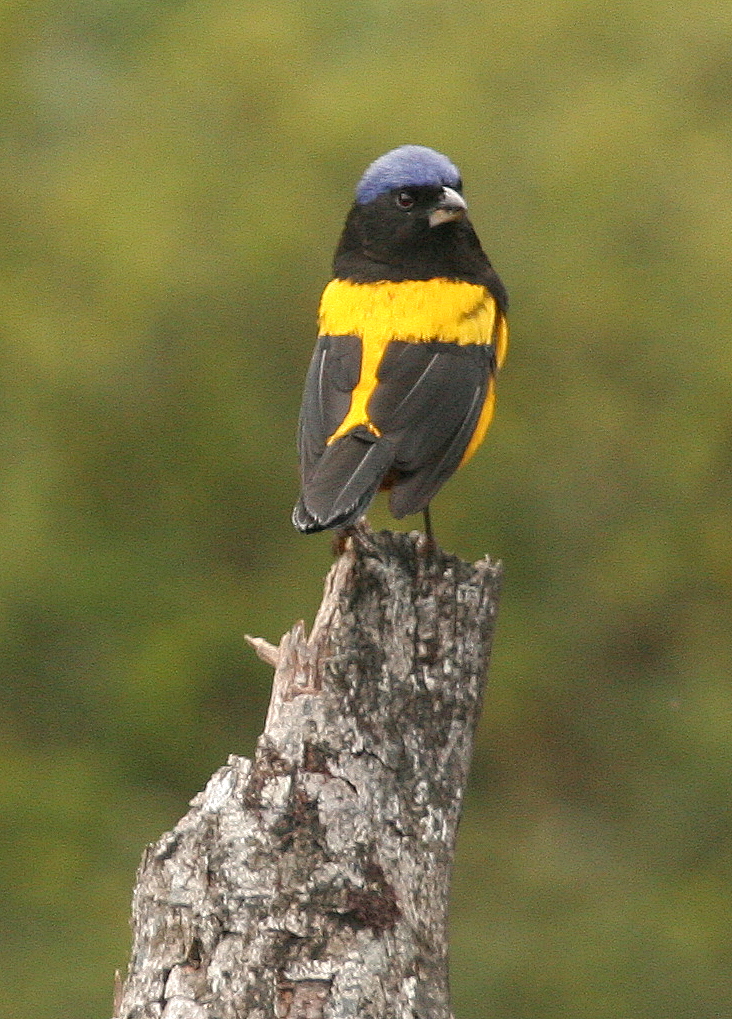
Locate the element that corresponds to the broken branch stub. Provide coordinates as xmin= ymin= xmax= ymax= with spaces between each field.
xmin=113 ymin=528 xmax=502 ymax=1019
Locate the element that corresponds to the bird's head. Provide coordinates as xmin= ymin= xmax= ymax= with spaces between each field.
xmin=353 ymin=145 xmax=468 ymax=239
xmin=333 ymin=145 xmax=492 ymax=284
xmin=355 ymin=145 xmax=467 ymax=228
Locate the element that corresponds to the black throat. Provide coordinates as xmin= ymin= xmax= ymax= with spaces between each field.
xmin=331 ymin=199 xmax=507 ymax=311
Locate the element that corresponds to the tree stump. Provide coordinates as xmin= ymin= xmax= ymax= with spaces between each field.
xmin=112 ymin=527 xmax=502 ymax=1019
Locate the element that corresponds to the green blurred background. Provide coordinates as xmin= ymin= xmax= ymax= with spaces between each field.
xmin=1 ymin=1 xmax=731 ymax=1016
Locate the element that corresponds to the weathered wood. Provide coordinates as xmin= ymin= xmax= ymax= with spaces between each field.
xmin=113 ymin=527 xmax=502 ymax=1019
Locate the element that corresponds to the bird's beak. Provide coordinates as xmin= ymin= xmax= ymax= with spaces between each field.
xmin=428 ymin=186 xmax=468 ymax=227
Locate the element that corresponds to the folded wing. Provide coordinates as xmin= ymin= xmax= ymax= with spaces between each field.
xmin=293 ymin=333 xmax=497 ymax=532
xmin=370 ymin=340 xmax=496 ymax=517
xmin=294 ymin=334 xmax=391 ymax=532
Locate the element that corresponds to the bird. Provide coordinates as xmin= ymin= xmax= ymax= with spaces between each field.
xmin=292 ymin=144 xmax=508 ymax=542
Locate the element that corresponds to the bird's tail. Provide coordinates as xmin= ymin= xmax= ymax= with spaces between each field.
xmin=292 ymin=427 xmax=394 ymax=533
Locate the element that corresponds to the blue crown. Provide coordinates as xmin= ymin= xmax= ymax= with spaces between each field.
xmin=355 ymin=145 xmax=461 ymax=205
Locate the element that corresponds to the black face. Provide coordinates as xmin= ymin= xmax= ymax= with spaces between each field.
xmin=355 ymin=184 xmax=460 ymax=259
xmin=332 ymin=183 xmax=506 ymax=306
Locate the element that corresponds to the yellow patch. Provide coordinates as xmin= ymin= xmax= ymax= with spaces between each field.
xmin=494 ymin=311 xmax=509 ymax=369
xmin=319 ymin=278 xmax=497 ymax=346
xmin=460 ymin=378 xmax=495 ymax=466
xmin=319 ymin=278 xmax=507 ymax=446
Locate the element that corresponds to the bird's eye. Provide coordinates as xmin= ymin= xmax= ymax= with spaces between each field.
xmin=395 ymin=191 xmax=415 ymax=210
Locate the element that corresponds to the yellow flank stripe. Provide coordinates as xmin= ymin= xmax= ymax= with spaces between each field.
xmin=460 ymin=378 xmax=495 ymax=466
xmin=494 ymin=310 xmax=509 ymax=369
xmin=320 ymin=278 xmax=506 ymax=444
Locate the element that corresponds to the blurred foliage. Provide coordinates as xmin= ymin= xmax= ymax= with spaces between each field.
xmin=1 ymin=0 xmax=731 ymax=1016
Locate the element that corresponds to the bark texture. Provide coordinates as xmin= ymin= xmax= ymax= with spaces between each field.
xmin=113 ymin=527 xmax=502 ymax=1019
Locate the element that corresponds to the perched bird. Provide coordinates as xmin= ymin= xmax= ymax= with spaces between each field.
xmin=292 ymin=144 xmax=508 ymax=540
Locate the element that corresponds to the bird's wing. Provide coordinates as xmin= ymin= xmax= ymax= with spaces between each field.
xmin=367 ymin=339 xmax=497 ymax=518
xmin=294 ymin=333 xmax=394 ymax=531
xmin=296 ymin=333 xmax=362 ymax=483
